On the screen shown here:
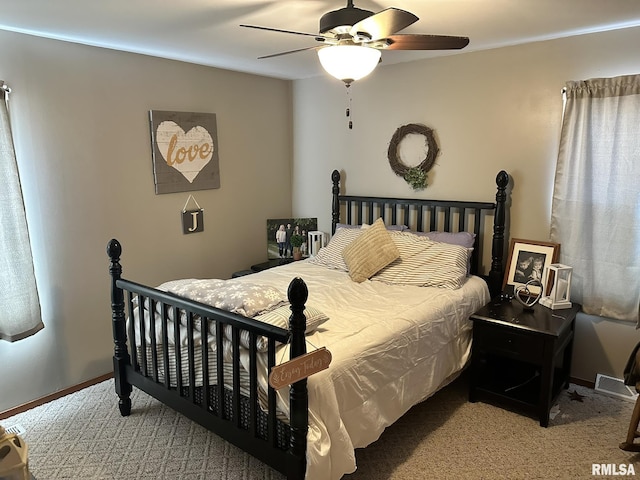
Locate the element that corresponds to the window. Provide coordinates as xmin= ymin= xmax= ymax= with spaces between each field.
xmin=550 ymin=75 xmax=640 ymax=323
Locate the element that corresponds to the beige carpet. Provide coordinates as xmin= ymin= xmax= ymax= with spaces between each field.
xmin=2 ymin=374 xmax=639 ymax=479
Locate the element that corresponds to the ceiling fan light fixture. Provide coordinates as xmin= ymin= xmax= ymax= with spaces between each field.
xmin=317 ymin=45 xmax=381 ymax=84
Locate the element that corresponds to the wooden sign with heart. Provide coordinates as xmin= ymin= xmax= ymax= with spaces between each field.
xmin=150 ymin=111 xmax=220 ymax=194
xmin=156 ymin=121 xmax=213 ymax=183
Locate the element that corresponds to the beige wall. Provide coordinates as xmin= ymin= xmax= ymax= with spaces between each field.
xmin=0 ymin=30 xmax=292 ymax=412
xmin=2 ymin=26 xmax=639 ymax=413
xmin=292 ymin=26 xmax=640 ymax=384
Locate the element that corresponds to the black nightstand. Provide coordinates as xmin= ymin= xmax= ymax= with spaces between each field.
xmin=231 ymin=270 xmax=253 ymax=278
xmin=232 ymin=259 xmax=294 ymax=278
xmin=468 ymin=299 xmax=580 ymax=427
xmin=251 ymin=258 xmax=293 ymax=272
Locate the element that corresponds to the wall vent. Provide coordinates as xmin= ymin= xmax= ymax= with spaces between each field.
xmin=595 ymin=374 xmax=638 ymax=402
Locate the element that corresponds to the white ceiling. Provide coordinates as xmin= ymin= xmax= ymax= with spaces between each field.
xmin=2 ymin=0 xmax=640 ymax=80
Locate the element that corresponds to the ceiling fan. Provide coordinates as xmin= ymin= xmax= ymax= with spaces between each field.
xmin=240 ymin=0 xmax=469 ymax=84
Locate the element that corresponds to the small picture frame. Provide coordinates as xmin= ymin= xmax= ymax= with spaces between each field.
xmin=267 ymin=218 xmax=318 ymax=260
xmin=503 ymin=238 xmax=560 ymax=296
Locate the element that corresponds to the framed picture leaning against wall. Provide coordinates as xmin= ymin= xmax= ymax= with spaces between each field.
xmin=503 ymin=238 xmax=560 ymax=296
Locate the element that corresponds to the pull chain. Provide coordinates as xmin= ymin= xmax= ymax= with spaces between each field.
xmin=346 ymin=88 xmax=352 ymax=130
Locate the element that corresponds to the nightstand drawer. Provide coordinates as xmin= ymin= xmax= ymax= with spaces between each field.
xmin=474 ymin=324 xmax=544 ymax=363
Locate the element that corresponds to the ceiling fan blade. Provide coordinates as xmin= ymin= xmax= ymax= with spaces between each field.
xmin=382 ymin=34 xmax=469 ymax=50
xmin=258 ymin=46 xmax=319 ymax=60
xmin=350 ymin=8 xmax=418 ymax=41
xmin=240 ymin=24 xmax=332 ymax=41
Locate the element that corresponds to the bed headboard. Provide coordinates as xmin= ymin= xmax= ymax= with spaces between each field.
xmin=330 ymin=170 xmax=509 ymax=298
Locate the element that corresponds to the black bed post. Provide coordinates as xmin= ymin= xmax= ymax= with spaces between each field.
xmin=287 ymin=277 xmax=309 ymax=480
xmin=488 ymin=171 xmax=509 ymax=298
xmin=331 ymin=170 xmax=341 ymax=235
xmin=107 ymin=239 xmax=132 ymax=416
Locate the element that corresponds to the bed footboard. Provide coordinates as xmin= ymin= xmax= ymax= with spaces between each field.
xmin=107 ymin=239 xmax=308 ymax=480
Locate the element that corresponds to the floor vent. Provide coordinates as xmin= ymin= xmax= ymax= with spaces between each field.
xmin=3 ymin=424 xmax=26 ymax=435
xmin=595 ymin=374 xmax=638 ymax=402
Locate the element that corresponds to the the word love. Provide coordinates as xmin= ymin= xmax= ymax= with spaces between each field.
xmin=156 ymin=121 xmax=214 ymax=183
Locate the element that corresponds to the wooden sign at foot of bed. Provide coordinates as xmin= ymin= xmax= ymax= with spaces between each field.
xmin=269 ymin=347 xmax=332 ymax=389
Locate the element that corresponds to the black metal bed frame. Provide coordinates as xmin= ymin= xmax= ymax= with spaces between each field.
xmin=108 ymin=169 xmax=509 ymax=480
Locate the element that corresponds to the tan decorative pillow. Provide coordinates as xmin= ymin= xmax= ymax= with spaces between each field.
xmin=342 ymin=218 xmax=400 ymax=282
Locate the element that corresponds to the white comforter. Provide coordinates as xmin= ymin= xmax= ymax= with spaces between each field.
xmin=231 ymin=260 xmax=489 ymax=480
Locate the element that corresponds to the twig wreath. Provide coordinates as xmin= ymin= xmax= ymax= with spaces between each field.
xmin=387 ymin=123 xmax=439 ymax=190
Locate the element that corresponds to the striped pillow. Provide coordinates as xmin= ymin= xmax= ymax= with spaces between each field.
xmin=342 ymin=218 xmax=400 ymax=282
xmin=223 ymin=304 xmax=329 ymax=352
xmin=372 ymin=231 xmax=469 ymax=289
xmin=404 ymin=230 xmax=475 ymax=273
xmin=308 ymin=227 xmax=363 ymax=271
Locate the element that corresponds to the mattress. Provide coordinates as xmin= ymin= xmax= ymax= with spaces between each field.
xmin=232 ymin=260 xmax=489 ymax=479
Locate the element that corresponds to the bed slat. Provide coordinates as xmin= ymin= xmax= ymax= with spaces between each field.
xmin=139 ymin=295 xmax=148 ymax=377
xmin=127 ymin=292 xmax=137 ymax=376
xmin=248 ymin=331 xmax=259 ymax=438
xmin=149 ymin=299 xmax=159 ymax=383
xmin=215 ymin=321 xmax=225 ymax=418
xmin=267 ymin=340 xmax=278 ymax=448
xmin=174 ymin=305 xmax=183 ymax=392
xmin=161 ymin=303 xmax=170 ymax=389
xmin=232 ymin=328 xmax=241 ymax=427
xmin=200 ymin=316 xmax=210 ymax=412
xmin=186 ymin=312 xmax=196 ymax=403
xmin=458 ymin=209 xmax=465 ymax=232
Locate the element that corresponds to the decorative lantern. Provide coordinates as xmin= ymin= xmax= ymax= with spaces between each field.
xmin=307 ymin=231 xmax=326 ymax=257
xmin=540 ymin=264 xmax=573 ymax=310
xmin=0 ymin=425 xmax=30 ymax=480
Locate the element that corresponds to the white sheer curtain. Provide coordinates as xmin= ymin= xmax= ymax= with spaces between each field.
xmin=550 ymin=74 xmax=640 ymax=324
xmin=0 ymin=81 xmax=43 ymax=341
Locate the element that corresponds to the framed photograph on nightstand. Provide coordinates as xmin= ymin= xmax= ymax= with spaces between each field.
xmin=267 ymin=218 xmax=318 ymax=260
xmin=503 ymin=238 xmax=560 ymax=296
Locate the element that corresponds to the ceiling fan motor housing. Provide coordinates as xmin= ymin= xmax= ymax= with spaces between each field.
xmin=319 ymin=6 xmax=374 ymax=34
